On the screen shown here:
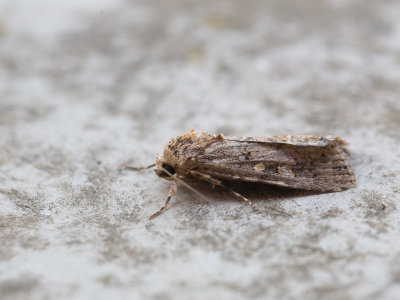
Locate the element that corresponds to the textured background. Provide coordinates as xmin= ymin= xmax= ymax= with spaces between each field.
xmin=1 ymin=0 xmax=400 ymax=299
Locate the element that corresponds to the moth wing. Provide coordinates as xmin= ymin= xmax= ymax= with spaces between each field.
xmin=225 ymin=135 xmax=346 ymax=147
xmin=188 ymin=136 xmax=355 ymax=192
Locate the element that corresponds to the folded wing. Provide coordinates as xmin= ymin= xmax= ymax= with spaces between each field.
xmin=188 ymin=136 xmax=355 ymax=192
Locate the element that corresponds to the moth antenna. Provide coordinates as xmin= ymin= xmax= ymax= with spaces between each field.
xmin=123 ymin=163 xmax=156 ymax=171
xmin=176 ymin=178 xmax=211 ymax=202
xmin=149 ymin=166 xmax=211 ymax=219
xmin=159 ymin=166 xmax=210 ymax=202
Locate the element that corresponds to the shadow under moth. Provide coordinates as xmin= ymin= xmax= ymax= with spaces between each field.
xmin=126 ymin=130 xmax=356 ymax=219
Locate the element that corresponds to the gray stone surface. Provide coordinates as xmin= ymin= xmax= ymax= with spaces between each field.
xmin=1 ymin=0 xmax=400 ymax=299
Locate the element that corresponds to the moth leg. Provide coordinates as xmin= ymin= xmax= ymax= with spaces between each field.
xmin=123 ymin=163 xmax=156 ymax=171
xmin=149 ymin=180 xmax=178 ymax=220
xmin=188 ymin=171 xmax=258 ymax=212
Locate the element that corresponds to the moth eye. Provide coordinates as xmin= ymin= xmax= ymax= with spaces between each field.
xmin=160 ymin=163 xmax=175 ymax=177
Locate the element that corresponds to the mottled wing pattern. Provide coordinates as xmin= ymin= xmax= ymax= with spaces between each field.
xmin=188 ymin=136 xmax=355 ymax=192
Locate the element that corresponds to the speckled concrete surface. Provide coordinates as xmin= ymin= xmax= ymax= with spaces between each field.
xmin=1 ymin=0 xmax=400 ymax=299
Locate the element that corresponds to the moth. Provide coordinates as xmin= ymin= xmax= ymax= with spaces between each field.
xmin=127 ymin=130 xmax=356 ymax=219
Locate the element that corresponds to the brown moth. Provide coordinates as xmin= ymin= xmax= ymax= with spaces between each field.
xmin=129 ymin=129 xmax=356 ymax=219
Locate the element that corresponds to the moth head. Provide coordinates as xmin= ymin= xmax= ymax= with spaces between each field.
xmin=155 ymin=130 xmax=206 ymax=180
xmin=155 ymin=153 xmax=176 ymax=180
xmin=157 ymin=163 xmax=176 ymax=179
